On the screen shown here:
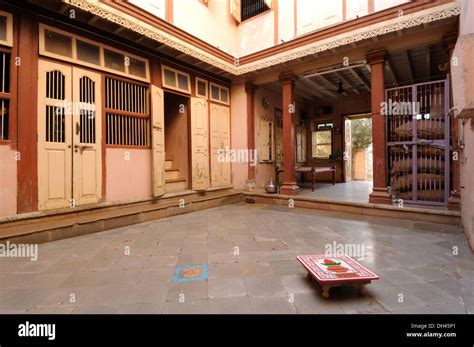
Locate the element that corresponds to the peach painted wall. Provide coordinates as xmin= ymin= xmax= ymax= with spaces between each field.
xmin=172 ymin=0 xmax=238 ymax=55
xmin=230 ymin=81 xmax=248 ymax=190
xmin=455 ymin=0 xmax=474 ymax=249
xmin=105 ymin=148 xmax=152 ymax=202
xmin=133 ymin=0 xmax=413 ymax=56
xmin=278 ymin=0 xmax=295 ymax=43
xmin=0 ymin=146 xmax=17 ymax=217
xmin=238 ymin=11 xmax=275 ymax=56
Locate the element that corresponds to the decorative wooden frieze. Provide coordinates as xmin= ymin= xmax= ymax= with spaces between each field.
xmin=64 ymin=0 xmax=459 ymax=76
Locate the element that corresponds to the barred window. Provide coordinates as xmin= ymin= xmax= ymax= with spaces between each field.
xmin=0 ymin=51 xmax=10 ymax=141
xmin=242 ymin=0 xmax=271 ymax=21
xmin=105 ymin=77 xmax=150 ymax=147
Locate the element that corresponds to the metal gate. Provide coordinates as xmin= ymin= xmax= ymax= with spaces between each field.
xmin=386 ymin=79 xmax=450 ymax=206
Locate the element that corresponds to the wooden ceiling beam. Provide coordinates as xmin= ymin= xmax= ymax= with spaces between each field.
xmin=385 ymin=59 xmax=399 ymax=86
xmin=348 ymin=68 xmax=371 ymax=92
xmin=403 ymin=49 xmax=414 ymax=83
xmin=298 ymin=79 xmax=329 ymax=102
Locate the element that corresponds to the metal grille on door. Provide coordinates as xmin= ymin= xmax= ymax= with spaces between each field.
xmin=79 ymin=77 xmax=96 ymax=144
xmin=386 ymin=79 xmax=450 ymax=206
xmin=105 ymin=77 xmax=150 ymax=147
xmin=45 ymin=71 xmax=66 ymax=143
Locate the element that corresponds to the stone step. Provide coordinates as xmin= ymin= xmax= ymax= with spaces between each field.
xmin=0 ymin=188 xmax=241 ymax=244
xmin=165 ymin=179 xmax=187 ymax=193
xmin=165 ymin=160 xmax=173 ymax=170
xmin=165 ymin=169 xmax=180 ymax=180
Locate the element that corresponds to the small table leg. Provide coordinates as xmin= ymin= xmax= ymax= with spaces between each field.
xmin=359 ymin=284 xmax=366 ymax=296
xmin=332 ymin=166 xmax=336 ymax=185
xmin=312 ymin=171 xmax=315 ymax=192
xmin=322 ymin=286 xmax=330 ymax=299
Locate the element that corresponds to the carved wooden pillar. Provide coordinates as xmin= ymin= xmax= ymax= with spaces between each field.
xmin=245 ymin=83 xmax=257 ymax=191
xmin=367 ymin=49 xmax=391 ymax=204
xmin=279 ymin=72 xmax=300 ymax=195
xmin=444 ymin=32 xmax=461 ymax=211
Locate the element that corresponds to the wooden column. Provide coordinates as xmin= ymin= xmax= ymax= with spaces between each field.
xmin=279 ymin=72 xmax=300 ymax=195
xmin=367 ymin=49 xmax=391 ymax=204
xmin=444 ymin=32 xmax=461 ymax=211
xmin=17 ymin=13 xmax=39 ymax=213
xmin=245 ymin=83 xmax=257 ymax=191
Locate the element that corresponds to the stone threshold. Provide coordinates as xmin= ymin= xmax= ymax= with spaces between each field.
xmin=243 ymin=191 xmax=462 ymax=226
xmin=0 ymin=187 xmax=241 ymax=244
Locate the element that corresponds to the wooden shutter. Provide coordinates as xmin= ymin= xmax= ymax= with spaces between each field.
xmin=230 ymin=0 xmax=241 ymax=23
xmin=220 ymin=106 xmax=231 ymax=186
xmin=344 ymin=119 xmax=352 ymax=182
xmin=259 ymin=118 xmax=271 ymax=162
xmin=210 ymin=104 xmax=222 ymax=187
xmin=318 ymin=0 xmax=343 ymax=28
xmin=191 ymin=97 xmax=210 ymax=191
xmin=296 ymin=126 xmax=306 ymax=163
xmin=37 ymin=60 xmax=73 ymax=210
xmin=151 ymin=85 xmax=165 ymax=196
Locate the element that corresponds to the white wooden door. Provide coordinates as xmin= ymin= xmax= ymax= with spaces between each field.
xmin=317 ymin=0 xmax=343 ymax=28
xmin=38 ymin=60 xmax=102 ymax=210
xmin=220 ymin=106 xmax=231 ymax=186
xmin=38 ymin=60 xmax=73 ymax=210
xmin=210 ymin=104 xmax=230 ymax=187
xmin=151 ymin=85 xmax=165 ymax=196
xmin=190 ymin=97 xmax=210 ymax=190
xmin=72 ymin=67 xmax=102 ymax=205
xmin=210 ymin=103 xmax=222 ymax=187
xmin=297 ymin=0 xmax=316 ymax=35
xmin=344 ymin=118 xmax=352 ymax=182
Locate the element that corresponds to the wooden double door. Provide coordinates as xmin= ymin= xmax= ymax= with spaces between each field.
xmin=37 ymin=60 xmax=102 ymax=210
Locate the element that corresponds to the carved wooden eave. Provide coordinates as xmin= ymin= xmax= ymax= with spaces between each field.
xmin=63 ymin=0 xmax=459 ymax=76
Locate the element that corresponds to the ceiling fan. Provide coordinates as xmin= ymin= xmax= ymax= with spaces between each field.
xmin=316 ymin=79 xmax=363 ymax=96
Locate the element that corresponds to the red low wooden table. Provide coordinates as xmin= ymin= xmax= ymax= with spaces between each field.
xmin=296 ymin=254 xmax=379 ymax=299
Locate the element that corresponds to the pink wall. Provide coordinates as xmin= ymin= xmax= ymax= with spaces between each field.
xmin=455 ymin=0 xmax=474 ymax=249
xmin=239 ymin=11 xmax=275 ymax=56
xmin=0 ymin=146 xmax=17 ymax=217
xmin=230 ymin=81 xmax=248 ymax=190
xmin=173 ymin=0 xmax=238 ymax=55
xmin=105 ymin=148 xmax=152 ymax=202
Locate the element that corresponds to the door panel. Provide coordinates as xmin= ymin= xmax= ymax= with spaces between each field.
xmin=344 ymin=119 xmax=352 ymax=182
xmin=72 ymin=67 xmax=102 ymax=205
xmin=151 ymin=85 xmax=165 ymax=197
xmin=210 ymin=103 xmax=222 ymax=187
xmin=190 ymin=97 xmax=209 ymax=190
xmin=220 ymin=106 xmax=231 ymax=186
xmin=38 ymin=60 xmax=103 ymax=210
xmin=38 ymin=60 xmax=73 ymax=210
xmin=210 ymin=104 xmax=231 ymax=187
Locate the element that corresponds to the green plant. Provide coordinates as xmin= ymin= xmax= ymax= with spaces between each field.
xmin=351 ymin=118 xmax=372 ymax=151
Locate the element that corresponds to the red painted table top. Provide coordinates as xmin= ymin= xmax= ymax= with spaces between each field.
xmin=297 ymin=255 xmax=379 ymax=284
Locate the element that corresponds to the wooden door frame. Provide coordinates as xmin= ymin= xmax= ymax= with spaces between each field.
xmin=162 ymin=88 xmax=191 ymax=191
xmin=342 ymin=112 xmax=372 ymax=183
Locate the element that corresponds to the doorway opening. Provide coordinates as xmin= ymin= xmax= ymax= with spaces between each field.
xmin=344 ymin=114 xmax=373 ymax=184
xmin=164 ymin=91 xmax=190 ymax=193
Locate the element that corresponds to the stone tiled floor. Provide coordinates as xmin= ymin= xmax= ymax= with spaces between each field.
xmin=0 ymin=203 xmax=473 ymax=314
